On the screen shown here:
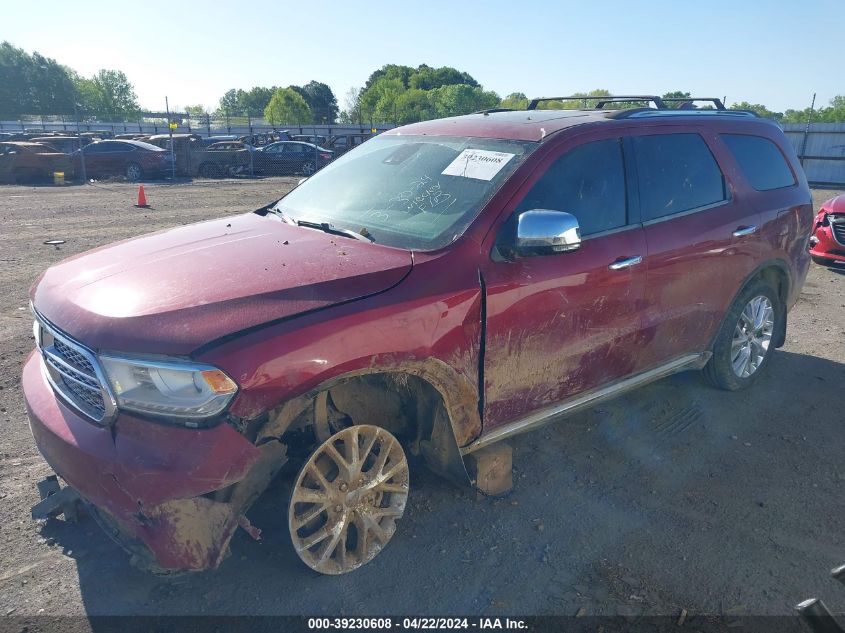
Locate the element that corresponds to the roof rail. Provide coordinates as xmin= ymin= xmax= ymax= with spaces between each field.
xmin=527 ymin=95 xmax=667 ymax=110
xmin=474 ymin=108 xmax=515 ymax=115
xmin=609 ymin=108 xmax=760 ymax=120
xmin=660 ymin=97 xmax=726 ymax=110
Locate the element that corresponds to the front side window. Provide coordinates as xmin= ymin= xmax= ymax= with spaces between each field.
xmin=632 ymin=133 xmax=727 ymax=221
xmin=515 ymin=138 xmax=627 ymax=236
xmin=721 ymin=134 xmax=796 ymax=191
xmin=276 ymin=135 xmax=536 ymax=250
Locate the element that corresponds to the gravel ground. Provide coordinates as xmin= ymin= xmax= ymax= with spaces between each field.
xmin=0 ymin=181 xmax=843 ymax=622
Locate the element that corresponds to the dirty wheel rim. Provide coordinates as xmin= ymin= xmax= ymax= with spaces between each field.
xmin=288 ymin=424 xmax=409 ymax=575
xmin=126 ymin=164 xmax=141 ymax=181
xmin=731 ymin=295 xmax=774 ymax=378
xmin=302 ymin=161 xmax=315 ymax=175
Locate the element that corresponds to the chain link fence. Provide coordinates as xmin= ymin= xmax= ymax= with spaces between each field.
xmin=1 ymin=111 xmax=395 ymax=182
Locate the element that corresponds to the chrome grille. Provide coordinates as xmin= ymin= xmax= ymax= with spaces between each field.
xmin=35 ymin=315 xmax=116 ymax=425
xmin=831 ymin=216 xmax=845 ymax=247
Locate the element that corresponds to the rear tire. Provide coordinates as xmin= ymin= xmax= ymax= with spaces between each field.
xmin=125 ymin=162 xmax=143 ymax=182
xmin=703 ymin=280 xmax=782 ymax=391
xmin=301 ymin=161 xmax=315 ymax=176
xmin=811 ymin=255 xmax=834 ymax=266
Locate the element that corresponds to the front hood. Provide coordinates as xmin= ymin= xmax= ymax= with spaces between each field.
xmin=822 ymin=195 xmax=845 ymax=215
xmin=32 ymin=213 xmax=413 ymax=354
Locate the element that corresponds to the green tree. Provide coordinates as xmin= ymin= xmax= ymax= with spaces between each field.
xmin=184 ymin=105 xmax=206 ymax=116
xmin=360 ymin=77 xmax=404 ymax=122
xmin=394 ymin=89 xmax=436 ymax=124
xmin=242 ymin=86 xmax=276 ymax=116
xmin=783 ymin=95 xmax=845 ymax=123
xmin=340 ymin=86 xmax=362 ymax=124
xmin=264 ymin=87 xmax=312 ymax=125
xmin=291 ymin=81 xmax=339 ymax=123
xmin=430 ymin=84 xmax=499 ymax=118
xmin=409 ymin=65 xmax=479 ymax=90
xmin=540 ymin=89 xmax=613 ymax=110
xmin=217 ymin=88 xmax=243 ymax=115
xmin=363 ymin=64 xmax=416 ymax=91
xmin=0 ymin=42 xmax=77 ymax=117
xmin=731 ymin=101 xmax=783 ymax=121
xmin=500 ymin=92 xmax=529 ymax=109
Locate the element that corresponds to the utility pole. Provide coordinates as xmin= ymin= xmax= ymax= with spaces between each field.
xmin=74 ymin=101 xmax=87 ymax=183
xmin=165 ymin=96 xmax=175 ymax=180
xmin=799 ymin=93 xmax=816 ymax=167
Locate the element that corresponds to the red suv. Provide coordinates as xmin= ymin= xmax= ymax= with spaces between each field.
xmin=23 ymin=99 xmax=812 ymax=575
xmin=809 ymin=194 xmax=845 ymax=265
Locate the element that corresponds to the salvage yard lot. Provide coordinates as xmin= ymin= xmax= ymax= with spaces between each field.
xmin=0 ymin=181 xmax=843 ymax=620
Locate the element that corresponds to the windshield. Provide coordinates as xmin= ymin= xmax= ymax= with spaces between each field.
xmin=275 ymin=135 xmax=536 ymax=250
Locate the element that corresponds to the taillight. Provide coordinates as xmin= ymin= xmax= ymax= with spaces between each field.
xmin=319 ymin=153 xmax=331 ymax=160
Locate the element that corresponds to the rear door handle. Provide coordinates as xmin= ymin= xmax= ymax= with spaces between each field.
xmin=732 ymin=225 xmax=758 ymax=238
xmin=608 ymin=255 xmax=643 ymax=270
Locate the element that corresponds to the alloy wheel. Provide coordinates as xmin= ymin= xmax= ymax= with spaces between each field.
xmin=731 ymin=295 xmax=774 ymax=378
xmin=288 ymin=424 xmax=409 ymax=575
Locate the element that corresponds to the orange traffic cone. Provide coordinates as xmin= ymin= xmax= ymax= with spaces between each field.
xmin=134 ymin=185 xmax=150 ymax=208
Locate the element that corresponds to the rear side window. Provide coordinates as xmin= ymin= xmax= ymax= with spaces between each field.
xmin=632 ymin=133 xmax=727 ymax=221
xmin=516 ymin=138 xmax=627 ymax=236
xmin=721 ymin=134 xmax=796 ymax=191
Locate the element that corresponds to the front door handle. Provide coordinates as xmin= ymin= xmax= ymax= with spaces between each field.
xmin=732 ymin=225 xmax=758 ymax=238
xmin=608 ymin=255 xmax=643 ymax=270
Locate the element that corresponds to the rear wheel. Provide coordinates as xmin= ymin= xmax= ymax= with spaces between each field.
xmin=811 ymin=255 xmax=834 ymax=266
xmin=301 ymin=161 xmax=315 ymax=176
xmin=288 ymin=424 xmax=409 ymax=575
xmin=125 ymin=162 xmax=143 ymax=181
xmin=703 ymin=280 xmax=782 ymax=391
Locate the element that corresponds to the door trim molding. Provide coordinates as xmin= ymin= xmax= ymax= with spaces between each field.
xmin=462 ymin=352 xmax=710 ymax=455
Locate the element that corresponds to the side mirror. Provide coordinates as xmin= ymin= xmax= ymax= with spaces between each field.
xmin=514 ymin=210 xmax=581 ymax=257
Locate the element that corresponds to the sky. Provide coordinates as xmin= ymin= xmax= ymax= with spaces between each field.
xmin=3 ymin=0 xmax=843 ymax=115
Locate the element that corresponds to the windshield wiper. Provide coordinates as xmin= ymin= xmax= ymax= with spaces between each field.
xmin=296 ymin=219 xmax=375 ymax=243
xmin=267 ymin=204 xmax=296 ymax=225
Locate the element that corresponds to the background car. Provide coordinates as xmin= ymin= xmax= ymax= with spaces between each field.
xmin=325 ymin=133 xmax=373 ymax=157
xmin=193 ymin=141 xmax=252 ymax=177
xmin=29 ymin=136 xmax=84 ymax=154
xmin=72 ymin=139 xmax=174 ymax=181
xmin=253 ymin=141 xmax=332 ymax=176
xmin=809 ymin=194 xmax=845 ymax=266
xmin=0 ymin=142 xmax=72 ymax=183
xmin=289 ymin=134 xmax=327 ymax=146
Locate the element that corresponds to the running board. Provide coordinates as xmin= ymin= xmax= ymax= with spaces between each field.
xmin=462 ymin=353 xmax=710 ymax=455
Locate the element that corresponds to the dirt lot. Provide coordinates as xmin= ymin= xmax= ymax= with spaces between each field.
xmin=0 ymin=181 xmax=843 ymax=621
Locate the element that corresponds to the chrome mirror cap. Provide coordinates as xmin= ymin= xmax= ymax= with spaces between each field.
xmin=515 ymin=210 xmax=581 ymax=257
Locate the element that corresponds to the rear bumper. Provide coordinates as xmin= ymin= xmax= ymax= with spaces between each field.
xmin=22 ymin=351 xmax=261 ymax=571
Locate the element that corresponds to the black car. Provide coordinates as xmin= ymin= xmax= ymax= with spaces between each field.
xmin=253 ymin=141 xmax=333 ymax=176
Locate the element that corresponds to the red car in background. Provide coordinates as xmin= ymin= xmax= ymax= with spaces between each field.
xmin=809 ymin=194 xmax=845 ymax=265
xmin=72 ymin=139 xmax=175 ymax=181
xmin=0 ymin=142 xmax=72 ymax=183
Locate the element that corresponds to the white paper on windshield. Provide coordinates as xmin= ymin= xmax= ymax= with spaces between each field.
xmin=441 ymin=149 xmax=515 ymax=181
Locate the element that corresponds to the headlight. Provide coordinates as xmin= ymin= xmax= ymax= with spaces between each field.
xmin=99 ymin=355 xmax=238 ymax=422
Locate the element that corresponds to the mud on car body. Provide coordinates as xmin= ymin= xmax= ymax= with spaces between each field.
xmin=23 ymin=98 xmax=813 ymax=574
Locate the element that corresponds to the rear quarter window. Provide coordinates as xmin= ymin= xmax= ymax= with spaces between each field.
xmin=632 ymin=133 xmax=727 ymax=222
xmin=721 ymin=134 xmax=796 ymax=191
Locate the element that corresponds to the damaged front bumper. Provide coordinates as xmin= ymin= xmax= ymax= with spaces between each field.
xmin=22 ymin=351 xmax=277 ymax=573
